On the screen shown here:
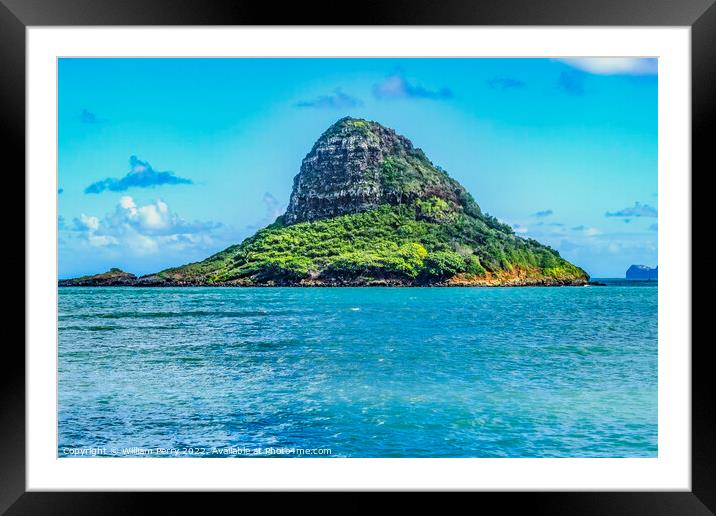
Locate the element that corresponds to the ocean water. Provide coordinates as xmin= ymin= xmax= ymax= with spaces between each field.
xmin=58 ymin=283 xmax=657 ymax=458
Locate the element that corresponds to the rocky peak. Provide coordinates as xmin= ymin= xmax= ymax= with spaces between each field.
xmin=283 ymin=117 xmax=480 ymax=225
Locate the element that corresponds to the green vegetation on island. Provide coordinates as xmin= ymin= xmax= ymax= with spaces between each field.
xmin=153 ymin=202 xmax=585 ymax=286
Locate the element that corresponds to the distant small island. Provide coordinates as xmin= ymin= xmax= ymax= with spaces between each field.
xmin=626 ymin=265 xmax=658 ymax=280
xmin=59 ymin=268 xmax=137 ymax=287
xmin=59 ymin=117 xmax=589 ymax=288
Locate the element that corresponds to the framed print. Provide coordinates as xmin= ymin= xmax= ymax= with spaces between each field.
xmin=4 ymin=0 xmax=714 ymax=513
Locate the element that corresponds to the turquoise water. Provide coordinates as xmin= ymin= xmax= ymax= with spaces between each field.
xmin=58 ymin=284 xmax=657 ymax=458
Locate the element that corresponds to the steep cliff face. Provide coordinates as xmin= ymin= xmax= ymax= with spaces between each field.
xmin=284 ymin=118 xmax=480 ymax=224
xmin=61 ymin=117 xmax=590 ymax=287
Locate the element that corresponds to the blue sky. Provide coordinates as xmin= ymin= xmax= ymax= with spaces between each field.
xmin=58 ymin=58 xmax=657 ymax=278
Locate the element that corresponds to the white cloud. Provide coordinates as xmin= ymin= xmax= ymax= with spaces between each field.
xmin=558 ymin=58 xmax=657 ymax=76
xmin=126 ymin=232 xmax=158 ymax=253
xmin=136 ymin=199 xmax=170 ymax=230
xmin=76 ymin=213 xmax=100 ymax=231
xmin=88 ymin=233 xmax=118 ymax=247
xmin=66 ymin=197 xmax=223 ymax=255
xmin=119 ymin=195 xmax=136 ymax=210
xmin=118 ymin=196 xmax=165 ymax=229
xmin=72 ymin=214 xmax=116 ymax=247
xmin=105 ymin=196 xmax=220 ymax=237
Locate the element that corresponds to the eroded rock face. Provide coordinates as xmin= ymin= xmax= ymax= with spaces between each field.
xmin=284 ymin=117 xmax=479 ymax=224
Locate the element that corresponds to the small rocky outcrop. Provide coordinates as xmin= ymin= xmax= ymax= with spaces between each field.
xmin=58 ymin=268 xmax=137 ymax=286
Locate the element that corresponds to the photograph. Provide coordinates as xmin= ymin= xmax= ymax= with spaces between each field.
xmin=56 ymin=57 xmax=659 ymax=459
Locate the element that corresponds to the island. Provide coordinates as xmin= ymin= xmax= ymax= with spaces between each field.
xmin=626 ymin=265 xmax=658 ymax=280
xmin=59 ymin=117 xmax=589 ymax=287
xmin=58 ymin=268 xmax=137 ymax=287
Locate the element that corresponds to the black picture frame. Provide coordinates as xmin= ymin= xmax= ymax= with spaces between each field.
xmin=3 ymin=0 xmax=713 ymax=513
